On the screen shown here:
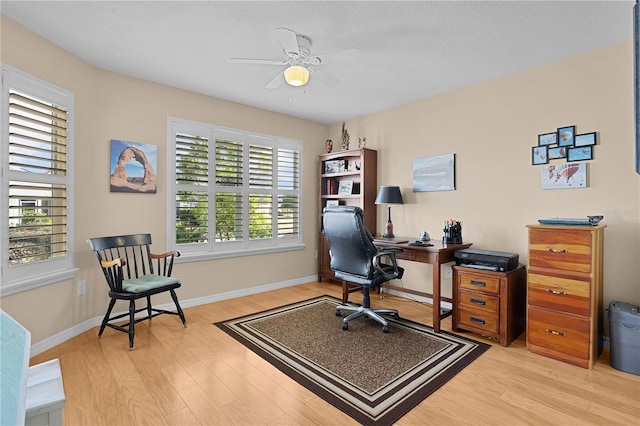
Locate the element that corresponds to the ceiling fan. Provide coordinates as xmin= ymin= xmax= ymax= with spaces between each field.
xmin=227 ymin=28 xmax=360 ymax=89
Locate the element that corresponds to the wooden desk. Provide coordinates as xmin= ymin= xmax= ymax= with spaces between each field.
xmin=373 ymin=239 xmax=472 ymax=333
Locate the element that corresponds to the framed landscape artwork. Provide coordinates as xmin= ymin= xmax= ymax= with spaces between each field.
xmin=110 ymin=140 xmax=158 ymax=193
xmin=413 ymin=153 xmax=455 ymax=192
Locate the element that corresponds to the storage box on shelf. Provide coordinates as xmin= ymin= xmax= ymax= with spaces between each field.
xmin=526 ymin=224 xmax=606 ymax=369
xmin=452 ymin=265 xmax=527 ymax=346
xmin=318 ymin=148 xmax=377 ymax=282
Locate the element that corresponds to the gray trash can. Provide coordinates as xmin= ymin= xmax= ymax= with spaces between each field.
xmin=608 ymin=301 xmax=640 ymax=375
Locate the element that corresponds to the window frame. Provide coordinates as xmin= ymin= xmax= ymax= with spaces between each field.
xmin=166 ymin=117 xmax=304 ymax=262
xmin=1 ymin=65 xmax=77 ymax=296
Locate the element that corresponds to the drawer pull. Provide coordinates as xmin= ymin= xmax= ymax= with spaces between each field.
xmin=470 ymin=317 xmax=486 ymax=325
xmin=470 ymin=279 xmax=486 ymax=287
xmin=470 ymin=298 xmax=486 ymax=305
xmin=548 ymin=248 xmax=568 ymax=253
xmin=545 ymin=328 xmax=566 ymax=337
xmin=546 ymin=289 xmax=567 ymax=296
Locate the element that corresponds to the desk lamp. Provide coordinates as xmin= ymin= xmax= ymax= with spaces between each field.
xmin=375 ymin=186 xmax=404 ymax=238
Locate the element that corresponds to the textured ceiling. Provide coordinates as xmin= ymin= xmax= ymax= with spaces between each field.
xmin=1 ymin=1 xmax=634 ymax=125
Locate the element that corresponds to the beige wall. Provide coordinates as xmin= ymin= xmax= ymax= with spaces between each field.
xmin=1 ymin=16 xmax=327 ymax=344
xmin=2 ymin=15 xmax=639 ymax=348
xmin=331 ymin=41 xmax=640 ymax=307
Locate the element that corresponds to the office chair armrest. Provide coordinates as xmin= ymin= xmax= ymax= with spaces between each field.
xmin=372 ymin=250 xmax=402 ymax=281
xmin=380 ymin=247 xmax=402 ymax=254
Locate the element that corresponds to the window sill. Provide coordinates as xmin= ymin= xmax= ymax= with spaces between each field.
xmin=1 ymin=268 xmax=80 ymax=297
xmin=175 ymin=243 xmax=306 ymax=264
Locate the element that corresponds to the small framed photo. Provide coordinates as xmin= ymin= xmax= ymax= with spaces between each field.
xmin=557 ymin=125 xmax=576 ymax=147
xmin=538 ymin=132 xmax=557 ymax=146
xmin=532 ymin=146 xmax=548 ymax=165
xmin=574 ymin=132 xmax=596 ymax=147
xmin=548 ymin=146 xmax=567 ymax=159
xmin=567 ymin=146 xmax=593 ymax=162
xmin=337 ymin=180 xmax=353 ymax=195
xmin=325 ymin=200 xmax=339 ymax=207
xmin=324 ymin=159 xmax=345 ymax=174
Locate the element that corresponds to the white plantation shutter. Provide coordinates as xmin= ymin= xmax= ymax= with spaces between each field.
xmin=2 ymin=66 xmax=75 ymax=294
xmin=175 ymin=132 xmax=209 ymax=244
xmin=215 ymin=138 xmax=244 ymax=241
xmin=277 ymin=147 xmax=299 ymax=238
xmin=167 ymin=118 xmax=303 ymax=258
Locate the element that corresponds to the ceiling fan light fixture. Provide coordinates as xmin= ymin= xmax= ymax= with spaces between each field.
xmin=283 ymin=65 xmax=309 ymax=87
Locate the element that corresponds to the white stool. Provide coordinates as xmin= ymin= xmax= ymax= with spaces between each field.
xmin=25 ymin=359 xmax=65 ymax=426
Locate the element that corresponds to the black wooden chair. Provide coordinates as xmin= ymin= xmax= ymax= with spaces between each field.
xmin=323 ymin=206 xmax=404 ymax=332
xmin=87 ymin=234 xmax=186 ymax=350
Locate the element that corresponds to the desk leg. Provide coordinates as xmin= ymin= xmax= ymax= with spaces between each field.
xmin=432 ymin=263 xmax=442 ymax=333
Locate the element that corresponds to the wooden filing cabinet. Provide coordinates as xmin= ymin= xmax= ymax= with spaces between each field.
xmin=526 ymin=224 xmax=605 ymax=369
xmin=452 ymin=265 xmax=527 ymax=346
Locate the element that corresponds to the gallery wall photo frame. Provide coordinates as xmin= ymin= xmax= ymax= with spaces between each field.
xmin=557 ymin=125 xmax=576 ymax=147
xmin=110 ymin=139 xmax=158 ymax=193
xmin=532 ymin=146 xmax=548 ymax=165
xmin=575 ymin=132 xmax=596 ymax=147
xmin=567 ymin=146 xmax=593 ymax=162
xmin=548 ymin=146 xmax=567 ymax=160
xmin=538 ymin=132 xmax=557 ymax=146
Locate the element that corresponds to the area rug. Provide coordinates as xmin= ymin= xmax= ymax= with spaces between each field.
xmin=215 ymin=295 xmax=490 ymax=426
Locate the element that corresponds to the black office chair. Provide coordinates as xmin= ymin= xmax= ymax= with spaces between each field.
xmin=323 ymin=206 xmax=404 ymax=333
xmin=87 ymin=234 xmax=186 ymax=350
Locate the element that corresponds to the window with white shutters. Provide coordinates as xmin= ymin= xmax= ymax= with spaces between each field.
xmin=2 ymin=66 xmax=76 ymax=295
xmin=167 ymin=118 xmax=303 ymax=259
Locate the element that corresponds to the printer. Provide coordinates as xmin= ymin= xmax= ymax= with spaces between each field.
xmin=454 ymin=248 xmax=519 ymax=272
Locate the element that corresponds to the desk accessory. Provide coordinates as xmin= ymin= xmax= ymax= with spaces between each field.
xmin=443 ymin=219 xmax=463 ymax=244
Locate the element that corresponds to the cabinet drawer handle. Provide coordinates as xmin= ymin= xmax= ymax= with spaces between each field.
xmin=470 ymin=298 xmax=486 ymax=305
xmin=470 ymin=280 xmax=486 ymax=287
xmin=548 ymin=248 xmax=568 ymax=253
xmin=546 ymin=289 xmax=567 ymax=296
xmin=545 ymin=328 xmax=566 ymax=337
xmin=470 ymin=317 xmax=486 ymax=325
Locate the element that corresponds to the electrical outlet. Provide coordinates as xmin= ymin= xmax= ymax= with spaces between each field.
xmin=445 ymin=266 xmax=452 ymax=279
xmin=77 ymin=280 xmax=86 ymax=296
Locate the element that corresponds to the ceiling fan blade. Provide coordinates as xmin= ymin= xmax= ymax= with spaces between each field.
xmin=309 ymin=67 xmax=340 ymax=87
xmin=227 ymin=58 xmax=288 ymax=66
xmin=265 ymin=70 xmax=285 ymax=89
xmin=311 ymin=48 xmax=362 ymax=65
xmin=275 ymin=27 xmax=299 ymax=55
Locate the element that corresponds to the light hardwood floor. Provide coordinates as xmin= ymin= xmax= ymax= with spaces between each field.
xmin=31 ymin=281 xmax=639 ymax=425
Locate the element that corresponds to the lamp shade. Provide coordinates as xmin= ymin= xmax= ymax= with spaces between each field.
xmin=283 ymin=65 xmax=309 ymax=87
xmin=375 ymin=186 xmax=404 ymax=204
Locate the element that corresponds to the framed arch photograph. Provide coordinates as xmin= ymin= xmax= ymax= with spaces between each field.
xmin=109 ymin=140 xmax=158 ymax=193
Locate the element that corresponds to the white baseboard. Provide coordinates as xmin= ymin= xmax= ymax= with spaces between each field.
xmin=30 ymin=275 xmax=317 ymax=356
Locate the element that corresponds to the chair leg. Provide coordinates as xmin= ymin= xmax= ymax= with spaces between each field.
xmin=99 ymin=299 xmax=116 ymax=337
xmin=146 ymin=295 xmax=152 ymax=319
xmin=170 ymin=289 xmax=187 ymax=327
xmin=128 ymin=300 xmax=136 ymax=350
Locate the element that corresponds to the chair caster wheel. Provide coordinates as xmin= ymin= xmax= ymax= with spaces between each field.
xmin=335 ymin=310 xmax=341 ymax=317
xmin=382 ymin=326 xmax=389 ymax=333
xmin=342 ymin=322 xmax=349 ymax=330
